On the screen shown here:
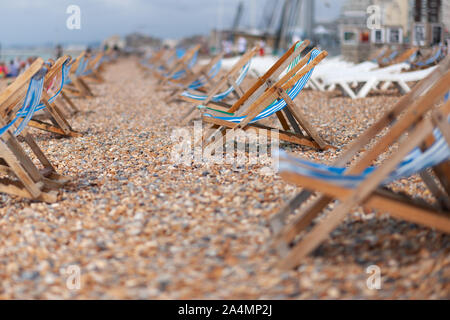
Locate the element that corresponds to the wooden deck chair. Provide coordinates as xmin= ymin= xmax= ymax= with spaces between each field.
xmin=139 ymin=49 xmax=165 ymax=71
xmin=155 ymin=44 xmax=201 ymax=86
xmin=411 ymin=45 xmax=444 ymax=70
xmin=63 ymin=52 xmax=95 ymax=98
xmin=375 ymin=48 xmax=393 ymax=65
xmin=0 ymin=59 xmax=70 ymax=202
xmin=179 ymin=47 xmax=260 ymax=125
xmin=369 ymin=47 xmax=388 ymax=62
xmin=163 ymin=53 xmax=224 ymax=103
xmin=199 ymin=46 xmax=331 ymax=151
xmin=82 ymin=52 xmax=105 ymax=83
xmin=379 ymin=47 xmax=418 ymax=68
xmin=378 ymin=49 xmax=399 ymax=66
xmin=24 ymin=56 xmax=82 ymax=138
xmin=269 ymin=57 xmax=450 ymax=270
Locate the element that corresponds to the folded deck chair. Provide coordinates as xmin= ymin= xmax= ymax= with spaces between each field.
xmin=63 ymin=52 xmax=95 ymax=98
xmin=200 ymin=46 xmax=331 ymax=151
xmin=23 ymin=56 xmax=82 ymax=137
xmin=81 ymin=52 xmax=105 ymax=83
xmin=155 ymin=45 xmax=201 ymax=86
xmin=379 ymin=47 xmax=418 ymax=68
xmin=269 ymin=58 xmax=450 ymax=270
xmin=179 ymin=47 xmax=260 ymax=125
xmin=379 ymin=49 xmax=399 ymax=66
xmin=164 ymin=53 xmax=223 ymax=103
xmin=0 ymin=59 xmax=70 ymax=202
xmin=370 ymin=47 xmax=388 ymax=62
xmin=411 ymin=45 xmax=444 ymax=70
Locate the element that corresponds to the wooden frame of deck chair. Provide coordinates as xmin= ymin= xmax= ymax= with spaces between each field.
xmin=179 ymin=46 xmax=260 ymax=125
xmin=410 ymin=44 xmax=445 ymax=70
xmin=378 ymin=47 xmax=400 ymax=66
xmin=379 ymin=47 xmax=418 ymax=68
xmin=24 ymin=56 xmax=82 ymax=138
xmin=0 ymin=58 xmax=71 ymax=203
xmin=369 ymin=47 xmax=388 ymax=62
xmin=62 ymin=52 xmax=95 ymax=98
xmin=139 ymin=49 xmax=166 ymax=71
xmin=163 ymin=52 xmax=224 ymax=103
xmin=155 ymin=44 xmax=201 ymax=87
xmin=199 ymin=46 xmax=331 ymax=152
xmin=81 ymin=52 xmax=105 ymax=83
xmin=268 ymin=57 xmax=450 ymax=270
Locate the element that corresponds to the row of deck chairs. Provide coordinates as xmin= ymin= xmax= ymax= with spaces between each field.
xmin=148 ymin=43 xmax=449 ymax=269
xmin=0 ymin=50 xmax=112 ymax=202
xmin=309 ymin=45 xmax=447 ymax=99
xmin=144 ymin=41 xmax=332 ymax=150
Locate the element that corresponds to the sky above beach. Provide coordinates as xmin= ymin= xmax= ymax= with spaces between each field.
xmin=0 ymin=0 xmax=344 ymax=47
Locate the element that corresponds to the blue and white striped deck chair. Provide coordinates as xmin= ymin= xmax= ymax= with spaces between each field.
xmin=163 ymin=54 xmax=223 ymax=104
xmin=178 ymin=47 xmax=260 ymax=125
xmin=63 ymin=52 xmax=94 ymax=97
xmin=0 ymin=58 xmax=70 ymax=202
xmin=270 ymin=63 xmax=450 ymax=269
xmin=169 ymin=50 xmax=198 ymax=81
xmin=181 ymin=61 xmax=250 ymax=102
xmin=201 ymin=48 xmax=330 ymax=150
xmin=381 ymin=50 xmax=399 ymax=65
xmin=372 ymin=47 xmax=388 ymax=63
xmin=413 ymin=45 xmax=444 ymax=68
xmin=15 ymin=57 xmax=82 ymax=137
xmin=188 ymin=59 xmax=222 ymax=90
xmin=158 ymin=45 xmax=201 ymax=85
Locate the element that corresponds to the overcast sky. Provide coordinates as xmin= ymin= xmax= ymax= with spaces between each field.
xmin=0 ymin=0 xmax=344 ymax=47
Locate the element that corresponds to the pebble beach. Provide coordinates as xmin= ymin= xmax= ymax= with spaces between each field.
xmin=0 ymin=58 xmax=448 ymax=300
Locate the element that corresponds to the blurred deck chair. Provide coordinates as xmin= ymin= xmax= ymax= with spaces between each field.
xmin=82 ymin=52 xmax=105 ymax=83
xmin=269 ymin=58 xmax=450 ymax=270
xmin=411 ymin=45 xmax=444 ymax=70
xmin=164 ymin=53 xmax=223 ymax=103
xmin=379 ymin=47 xmax=418 ymax=68
xmin=370 ymin=47 xmax=388 ymax=62
xmin=379 ymin=49 xmax=399 ymax=66
xmin=155 ymin=45 xmax=201 ymax=86
xmin=24 ymin=56 xmax=82 ymax=137
xmin=179 ymin=46 xmax=260 ymax=125
xmin=63 ymin=52 xmax=95 ymax=98
xmin=200 ymin=46 xmax=331 ymax=151
xmin=0 ymin=58 xmax=70 ymax=202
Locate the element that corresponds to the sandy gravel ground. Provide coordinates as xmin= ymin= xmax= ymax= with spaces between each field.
xmin=0 ymin=58 xmax=448 ymax=299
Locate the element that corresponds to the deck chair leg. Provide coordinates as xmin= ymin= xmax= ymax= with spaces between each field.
xmin=61 ymin=91 xmax=80 ymax=113
xmin=0 ymin=138 xmax=42 ymax=198
xmin=282 ymin=108 xmax=303 ymax=135
xmin=269 ymin=190 xmax=314 ymax=233
xmin=21 ymin=132 xmax=70 ymax=186
xmin=276 ymin=111 xmax=291 ymax=132
xmin=277 ymin=88 xmax=328 ymax=149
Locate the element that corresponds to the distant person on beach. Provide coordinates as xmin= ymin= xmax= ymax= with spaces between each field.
xmin=237 ymin=37 xmax=247 ymax=55
xmin=56 ymin=44 xmax=63 ymax=59
xmin=259 ymin=39 xmax=266 ymax=56
xmin=7 ymin=60 xmax=19 ymax=77
xmin=0 ymin=62 xmax=7 ymax=78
